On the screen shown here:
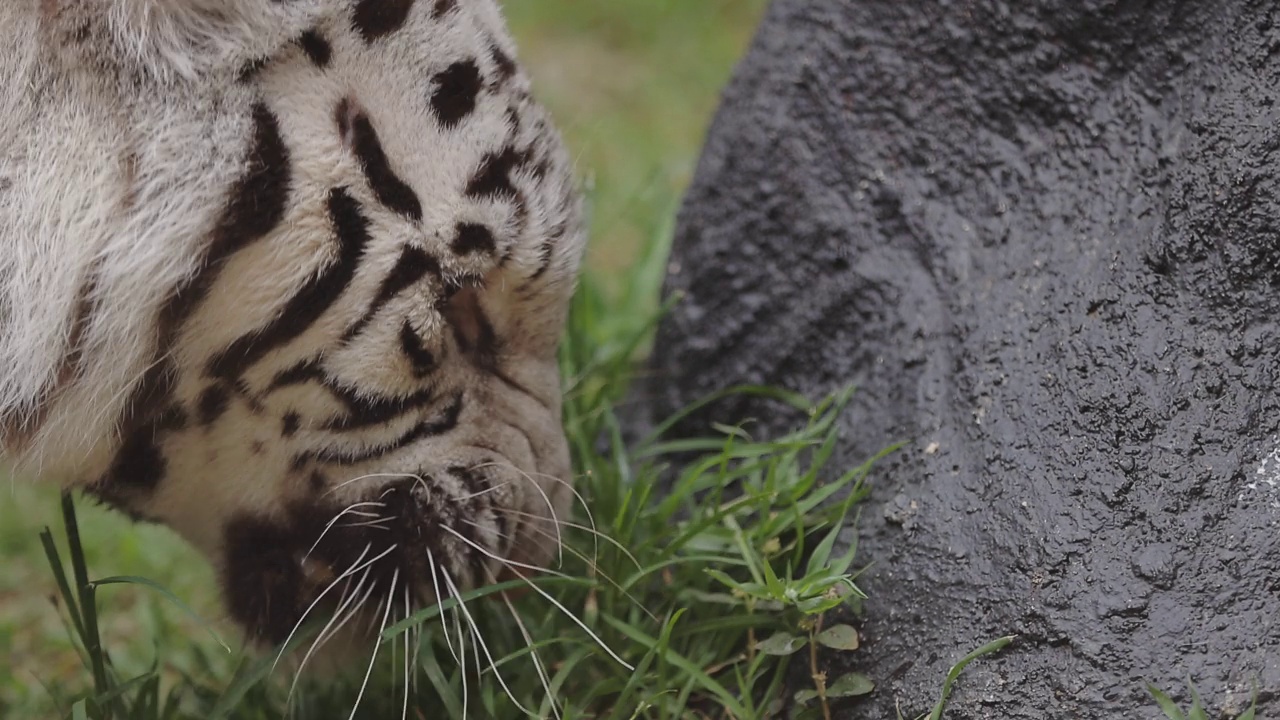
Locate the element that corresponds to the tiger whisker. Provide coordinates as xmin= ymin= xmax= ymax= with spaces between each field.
xmin=288 ymin=566 xmax=375 ymax=702
xmin=325 ymin=472 xmax=428 ymax=498
xmin=465 ymin=516 xmax=558 ymax=562
xmin=303 ymin=502 xmax=387 ymax=562
xmin=273 ymin=542 xmax=372 ymax=674
xmin=457 ymin=591 xmax=471 ymax=720
xmin=427 ymin=550 xmax=462 ymax=667
xmin=365 ymin=587 xmax=392 ymax=635
xmin=507 ymin=465 xmax=601 ymax=550
xmin=401 ymin=584 xmax=412 ymax=720
xmin=469 ymin=461 xmax=564 ymax=567
xmin=413 ymin=473 xmax=432 ymax=498
xmin=459 ymin=479 xmax=512 ymax=502
xmin=337 ymin=519 xmax=393 ymax=531
xmin=441 ymin=525 xmax=633 ymax=670
xmin=501 ymin=589 xmax=561 ymax=720
xmin=472 ymin=462 xmax=604 ymax=570
xmin=430 ymin=550 xmax=468 ymax=719
xmin=519 ymin=522 xmax=658 ymax=623
xmin=314 ymin=567 xmax=379 ymax=651
xmin=452 ymin=522 xmax=575 ymax=581
xmin=494 ymin=507 xmax=642 ymax=571
xmin=442 ymin=569 xmax=531 ymax=716
xmin=347 ymin=569 xmax=397 ymax=720
xmin=290 ymin=540 xmax=397 ymax=698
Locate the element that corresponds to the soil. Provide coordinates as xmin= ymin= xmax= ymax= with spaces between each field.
xmin=642 ymin=0 xmax=1280 ymax=716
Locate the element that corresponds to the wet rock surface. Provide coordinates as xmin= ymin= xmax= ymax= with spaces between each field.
xmin=644 ymin=0 xmax=1280 ymax=716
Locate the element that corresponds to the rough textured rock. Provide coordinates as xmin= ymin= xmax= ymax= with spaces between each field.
xmin=646 ymin=0 xmax=1280 ymax=716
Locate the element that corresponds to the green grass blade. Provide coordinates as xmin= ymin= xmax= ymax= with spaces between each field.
xmin=38 ymin=527 xmax=87 ymax=643
xmin=1146 ymin=684 xmax=1187 ymax=720
xmin=206 ymin=624 xmax=318 ymax=720
xmin=91 ymin=576 xmax=230 ymax=653
xmin=928 ymin=635 xmax=1016 ymax=720
xmin=601 ymin=614 xmax=751 ymax=719
xmin=91 ymin=672 xmax=155 ymax=709
xmin=419 ymin=651 xmax=465 ymax=720
xmin=640 ymin=385 xmax=813 ymax=449
xmin=384 ymin=576 xmax=586 ymax=638
xmin=804 ymin=515 xmax=843 ymax=577
xmin=1187 ymin=683 xmax=1208 ymax=720
xmin=60 ymin=495 xmax=114 ymax=712
xmin=608 ymin=610 xmax=683 ymax=720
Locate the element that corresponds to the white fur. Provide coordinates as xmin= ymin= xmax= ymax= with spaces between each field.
xmin=0 ymin=0 xmax=585 ymax=578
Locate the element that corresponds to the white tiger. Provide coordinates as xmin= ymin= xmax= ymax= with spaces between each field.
xmin=0 ymin=0 xmax=584 ymax=647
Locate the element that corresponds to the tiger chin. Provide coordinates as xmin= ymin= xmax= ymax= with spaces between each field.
xmin=0 ymin=0 xmax=583 ymax=659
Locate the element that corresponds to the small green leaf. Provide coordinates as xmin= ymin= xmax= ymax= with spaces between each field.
xmin=756 ymin=632 xmax=806 ymax=656
xmin=1187 ymin=683 xmax=1208 ymax=720
xmin=826 ymin=671 xmax=875 ymax=697
xmin=816 ymin=624 xmax=860 ymax=651
xmin=760 ymin=551 xmax=785 ymax=598
xmin=1146 ymin=684 xmax=1186 ymax=720
xmin=793 ymin=705 xmax=826 ymax=720
xmin=797 ymin=594 xmax=846 ymax=615
xmin=929 ymin=636 xmax=1016 ymax=720
xmin=793 ymin=688 xmax=819 ymax=705
xmin=828 ymin=518 xmax=860 ymax=576
xmin=680 ymin=589 xmax=748 ymax=607
xmin=1237 ymin=684 xmax=1259 ymax=720
xmin=805 ymin=519 xmax=842 ymax=577
xmin=703 ymin=568 xmax=752 ymax=595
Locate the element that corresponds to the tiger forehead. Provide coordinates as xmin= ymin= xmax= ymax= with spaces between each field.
xmin=248 ymin=5 xmax=552 ymax=276
xmin=123 ymin=4 xmax=568 ymax=465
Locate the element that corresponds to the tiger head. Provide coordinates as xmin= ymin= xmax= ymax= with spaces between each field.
xmin=2 ymin=0 xmax=585 ymax=646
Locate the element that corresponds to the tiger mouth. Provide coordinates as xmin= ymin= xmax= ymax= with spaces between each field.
xmin=221 ymin=472 xmax=555 ymax=646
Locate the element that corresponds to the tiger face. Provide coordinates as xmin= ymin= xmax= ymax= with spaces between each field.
xmin=0 ymin=0 xmax=583 ymax=644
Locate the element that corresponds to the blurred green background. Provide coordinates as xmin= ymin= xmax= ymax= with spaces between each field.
xmin=0 ymin=1 xmax=769 ymax=714
xmin=504 ymin=1 xmax=768 ymax=280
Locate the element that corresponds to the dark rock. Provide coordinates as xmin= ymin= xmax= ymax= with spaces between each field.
xmin=646 ymin=0 xmax=1280 ymax=716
